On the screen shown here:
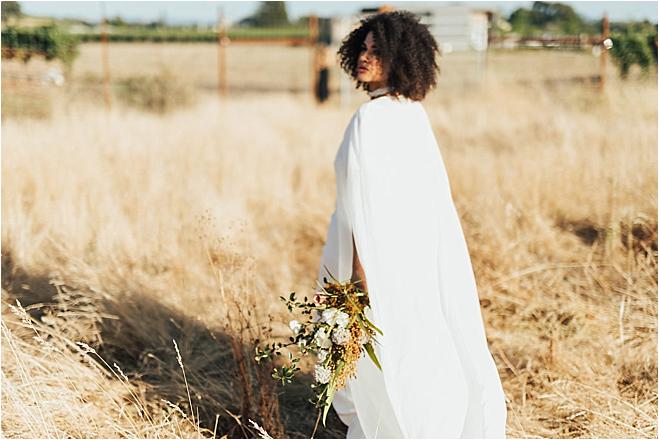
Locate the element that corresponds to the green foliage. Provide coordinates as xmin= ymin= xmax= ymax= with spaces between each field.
xmin=508 ymin=8 xmax=533 ymax=35
xmin=1 ymin=1 xmax=21 ymax=22
xmin=271 ymin=352 xmax=301 ymax=385
xmin=363 ymin=342 xmax=381 ymax=370
xmin=509 ymin=0 xmax=591 ymax=36
xmin=532 ymin=1 xmax=584 ymax=33
xmin=115 ymin=70 xmax=196 ymax=114
xmin=610 ymin=19 xmax=657 ymax=35
xmin=250 ymin=1 xmax=290 ymax=27
xmin=255 ymin=275 xmax=383 ymax=428
xmin=74 ymin=26 xmax=309 ymax=43
xmin=106 ymin=15 xmax=126 ymax=26
xmin=228 ymin=25 xmax=307 ymax=39
xmin=609 ymin=31 xmax=657 ymax=78
xmin=648 ymin=34 xmax=658 ymax=63
xmin=1 ymin=25 xmax=79 ymax=68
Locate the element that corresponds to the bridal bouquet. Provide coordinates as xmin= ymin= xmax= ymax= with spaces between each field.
xmin=255 ymin=268 xmax=383 ymax=426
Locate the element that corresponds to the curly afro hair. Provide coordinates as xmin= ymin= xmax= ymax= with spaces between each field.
xmin=337 ymin=10 xmax=441 ymax=101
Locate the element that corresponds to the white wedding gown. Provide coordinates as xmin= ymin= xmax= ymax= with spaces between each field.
xmin=315 ymin=95 xmax=508 ymax=438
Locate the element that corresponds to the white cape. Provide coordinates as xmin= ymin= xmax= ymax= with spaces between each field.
xmin=316 ymin=95 xmax=507 ymax=438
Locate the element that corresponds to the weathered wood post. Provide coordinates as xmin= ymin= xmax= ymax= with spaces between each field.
xmin=217 ymin=6 xmax=228 ymax=98
xmin=309 ymin=14 xmax=319 ymax=100
xmin=599 ymin=13 xmax=609 ymax=93
xmin=101 ymin=6 xmax=111 ymax=111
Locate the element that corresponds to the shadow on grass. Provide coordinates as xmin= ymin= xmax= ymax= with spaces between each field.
xmin=1 ymin=251 xmax=347 ymax=439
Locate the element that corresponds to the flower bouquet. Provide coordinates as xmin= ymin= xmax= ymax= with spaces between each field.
xmin=255 ymin=267 xmax=383 ymax=426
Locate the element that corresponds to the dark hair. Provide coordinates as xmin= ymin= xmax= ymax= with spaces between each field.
xmin=337 ymin=10 xmax=441 ymax=101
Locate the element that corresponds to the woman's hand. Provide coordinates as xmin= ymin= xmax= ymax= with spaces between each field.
xmin=351 ymin=233 xmax=368 ymax=293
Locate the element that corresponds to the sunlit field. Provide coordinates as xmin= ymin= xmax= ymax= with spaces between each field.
xmin=2 ymin=44 xmax=657 ymax=438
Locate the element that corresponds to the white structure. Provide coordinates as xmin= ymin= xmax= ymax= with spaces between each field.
xmin=348 ymin=5 xmax=491 ymax=53
xmin=411 ymin=5 xmax=491 ymax=53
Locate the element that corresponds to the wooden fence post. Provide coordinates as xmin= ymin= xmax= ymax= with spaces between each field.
xmin=101 ymin=9 xmax=111 ymax=111
xmin=309 ymin=15 xmax=319 ymax=100
xmin=217 ymin=7 xmax=227 ymax=98
xmin=599 ymin=13 xmax=609 ymax=93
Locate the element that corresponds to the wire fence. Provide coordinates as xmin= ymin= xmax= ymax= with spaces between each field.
xmin=2 ymin=10 xmax=653 ymax=116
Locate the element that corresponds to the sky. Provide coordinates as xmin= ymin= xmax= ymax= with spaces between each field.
xmin=19 ymin=1 xmax=659 ymax=26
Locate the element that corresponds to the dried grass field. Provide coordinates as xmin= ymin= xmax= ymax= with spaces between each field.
xmin=1 ymin=43 xmax=657 ymax=438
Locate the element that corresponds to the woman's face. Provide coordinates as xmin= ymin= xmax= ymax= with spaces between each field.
xmin=357 ymin=31 xmax=388 ymax=90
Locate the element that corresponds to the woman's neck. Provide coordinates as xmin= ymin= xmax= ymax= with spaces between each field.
xmin=368 ymin=85 xmax=392 ymax=99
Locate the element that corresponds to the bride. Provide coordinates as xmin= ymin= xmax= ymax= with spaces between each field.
xmin=315 ymin=10 xmax=508 ymax=439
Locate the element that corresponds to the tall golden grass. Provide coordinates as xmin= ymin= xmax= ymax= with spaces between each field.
xmin=1 ymin=46 xmax=657 ymax=438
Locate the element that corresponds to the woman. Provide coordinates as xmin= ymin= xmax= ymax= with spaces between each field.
xmin=315 ymin=10 xmax=508 ymax=439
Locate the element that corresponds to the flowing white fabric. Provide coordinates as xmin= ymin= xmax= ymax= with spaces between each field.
xmin=316 ymin=95 xmax=508 ymax=438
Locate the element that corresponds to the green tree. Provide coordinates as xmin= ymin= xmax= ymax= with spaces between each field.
xmin=509 ymin=1 xmax=586 ymax=35
xmin=1 ymin=1 xmax=21 ymax=23
xmin=252 ymin=1 xmax=289 ymax=27
xmin=610 ymin=19 xmax=657 ymax=35
xmin=532 ymin=2 xmax=583 ymax=32
xmin=1 ymin=25 xmax=79 ymax=77
xmin=509 ymin=8 xmax=535 ymax=35
xmin=609 ymin=31 xmax=656 ymax=79
xmin=107 ymin=15 xmax=126 ymax=26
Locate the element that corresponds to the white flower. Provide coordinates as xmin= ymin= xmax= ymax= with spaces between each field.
xmin=313 ymin=364 xmax=332 ymax=384
xmin=289 ymin=320 xmax=301 ymax=334
xmin=321 ymin=308 xmax=338 ymax=324
xmin=310 ymin=309 xmax=322 ymax=323
xmin=313 ymin=328 xmax=332 ymax=349
xmin=335 ymin=311 xmax=350 ymax=328
xmin=331 ymin=327 xmax=351 ymax=346
xmin=317 ymin=349 xmax=329 ymax=363
xmin=322 ymin=308 xmax=350 ymax=328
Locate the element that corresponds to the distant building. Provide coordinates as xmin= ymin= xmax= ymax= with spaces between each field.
xmin=335 ymin=4 xmax=493 ymax=53
xmin=420 ymin=5 xmax=492 ymax=53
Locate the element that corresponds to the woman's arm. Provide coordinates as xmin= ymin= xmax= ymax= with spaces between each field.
xmin=351 ymin=232 xmax=368 ymax=292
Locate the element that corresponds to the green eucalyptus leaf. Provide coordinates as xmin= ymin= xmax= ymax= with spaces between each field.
xmin=364 ymin=343 xmax=382 ymax=371
xmin=322 ymin=382 xmax=336 ymax=426
xmin=362 ymin=315 xmax=383 ymax=335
